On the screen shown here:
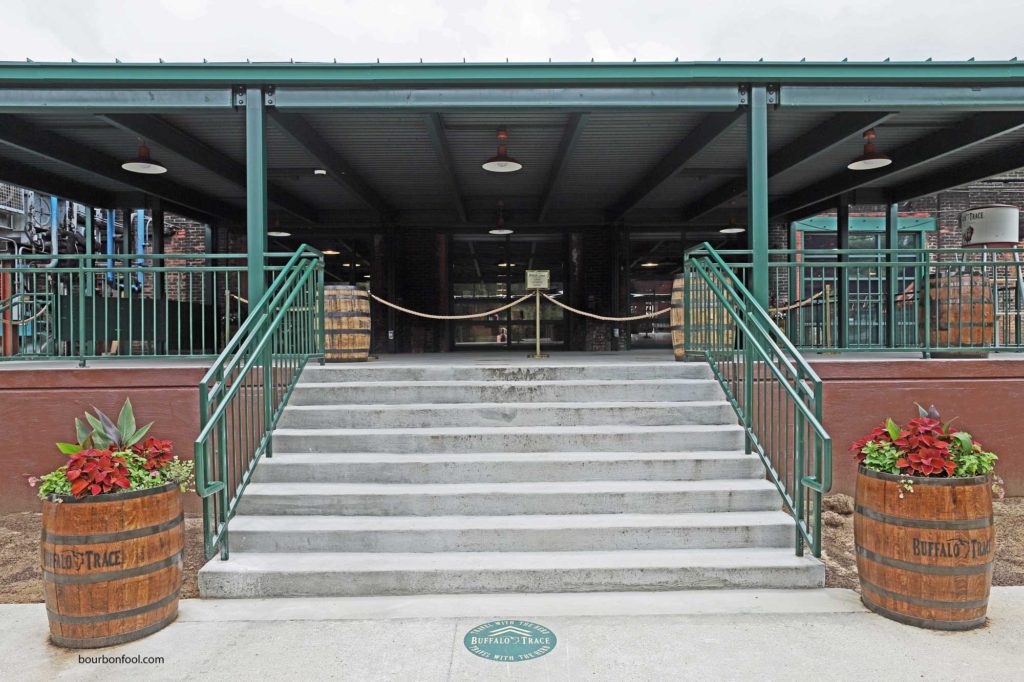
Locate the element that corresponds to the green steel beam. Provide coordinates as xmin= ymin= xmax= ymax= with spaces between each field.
xmin=770 ymin=112 xmax=1024 ymax=217
xmin=267 ymin=110 xmax=393 ymax=217
xmin=836 ymin=197 xmax=850 ymax=348
xmin=99 ymin=113 xmax=318 ymax=224
xmin=0 ymin=114 xmax=240 ymax=220
xmin=608 ymin=110 xmax=743 ymax=221
xmin=2 ymin=61 xmax=1024 ymax=87
xmin=422 ymin=113 xmax=467 ymax=223
xmin=889 ymin=140 xmax=1024 ymax=201
xmin=747 ymin=86 xmax=769 ymax=307
xmin=681 ymin=112 xmax=893 ymax=222
xmin=0 ymin=156 xmax=113 ymax=206
xmin=0 ymin=88 xmax=233 ymax=112
xmin=780 ymin=85 xmax=1024 ymax=110
xmin=246 ymin=87 xmax=268 ymax=304
xmin=538 ymin=112 xmax=589 ymax=223
xmin=885 ymin=203 xmax=899 ymax=348
xmin=272 ymin=87 xmax=743 ymax=110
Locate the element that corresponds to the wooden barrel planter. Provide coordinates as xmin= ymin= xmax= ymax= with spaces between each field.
xmin=921 ymin=273 xmax=994 ymax=357
xmin=41 ymin=482 xmax=184 ymax=648
xmin=324 ymin=285 xmax=370 ymax=362
xmin=854 ymin=468 xmax=994 ymax=630
xmin=670 ymin=274 xmax=734 ymax=360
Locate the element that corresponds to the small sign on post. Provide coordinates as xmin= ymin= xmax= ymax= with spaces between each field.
xmin=524 ymin=270 xmax=550 ymax=358
xmin=525 ymin=270 xmax=550 ymax=290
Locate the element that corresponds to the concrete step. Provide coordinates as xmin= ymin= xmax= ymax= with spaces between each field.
xmin=279 ymin=400 xmax=735 ymax=429
xmin=299 ymin=362 xmax=711 ymax=383
xmin=198 ymin=548 xmax=825 ymax=597
xmin=227 ymin=511 xmax=795 ymax=553
xmin=236 ymin=479 xmax=779 ymax=516
xmin=252 ymin=451 xmax=764 ymax=484
xmin=272 ymin=423 xmax=745 ymax=454
xmin=287 ymin=379 xmax=725 ymax=406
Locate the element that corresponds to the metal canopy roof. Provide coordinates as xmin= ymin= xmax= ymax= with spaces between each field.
xmin=0 ymin=60 xmax=1022 ymax=237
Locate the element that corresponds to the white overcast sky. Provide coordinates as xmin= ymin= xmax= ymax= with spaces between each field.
xmin=3 ymin=0 xmax=1023 ymax=64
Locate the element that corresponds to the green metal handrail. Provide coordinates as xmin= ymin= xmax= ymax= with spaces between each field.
xmin=684 ymin=243 xmax=832 ymax=557
xmin=194 ymin=245 xmax=325 ymax=560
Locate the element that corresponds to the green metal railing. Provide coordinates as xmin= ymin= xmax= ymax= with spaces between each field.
xmin=0 ymin=252 xmax=298 ymax=364
xmin=194 ymin=245 xmax=324 ymax=560
xmin=708 ymin=247 xmax=1024 ymax=355
xmin=684 ymin=243 xmax=832 ymax=557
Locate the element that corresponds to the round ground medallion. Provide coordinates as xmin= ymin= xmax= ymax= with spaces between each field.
xmin=463 ymin=620 xmax=557 ymax=662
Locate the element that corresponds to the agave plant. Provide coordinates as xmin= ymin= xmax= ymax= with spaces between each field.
xmin=56 ymin=399 xmax=153 ymax=455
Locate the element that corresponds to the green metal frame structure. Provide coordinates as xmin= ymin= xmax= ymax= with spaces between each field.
xmin=3 ymin=59 xmax=1024 ymax=560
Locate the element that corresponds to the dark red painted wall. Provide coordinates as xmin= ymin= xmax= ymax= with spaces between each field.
xmin=811 ymin=358 xmax=1024 ymax=497
xmin=0 ymin=365 xmax=206 ymax=512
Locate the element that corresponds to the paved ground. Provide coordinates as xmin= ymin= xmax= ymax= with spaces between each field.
xmin=5 ymin=588 xmax=1023 ymax=681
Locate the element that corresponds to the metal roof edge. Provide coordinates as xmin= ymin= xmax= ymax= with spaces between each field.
xmin=1 ymin=60 xmax=1023 ymax=86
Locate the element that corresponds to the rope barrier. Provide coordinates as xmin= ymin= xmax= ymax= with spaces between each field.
xmin=1 ymin=302 xmax=50 ymax=326
xmin=370 ymin=292 xmax=534 ymax=320
xmin=542 ymin=293 xmax=671 ymax=321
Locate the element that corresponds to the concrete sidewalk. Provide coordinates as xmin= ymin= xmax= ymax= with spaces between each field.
xmin=4 ymin=588 xmax=1023 ymax=681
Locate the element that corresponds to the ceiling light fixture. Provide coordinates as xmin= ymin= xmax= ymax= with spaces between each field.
xmin=313 ymin=169 xmax=327 ymax=176
xmin=640 ymin=261 xmax=659 ymax=268
xmin=847 ymin=128 xmax=892 ymax=171
xmin=267 ymin=230 xmax=291 ymax=237
xmin=720 ymin=227 xmax=746 ymax=234
xmin=121 ymin=141 xmax=167 ymax=175
xmin=489 ymin=199 xmax=514 ymax=235
xmin=482 ymin=128 xmax=523 ymax=173
xmin=497 ymin=262 xmax=516 ymax=268
xmin=322 ymin=249 xmax=340 ymax=255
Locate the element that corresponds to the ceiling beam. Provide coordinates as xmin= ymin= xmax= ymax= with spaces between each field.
xmin=0 ymin=156 xmax=114 ymax=207
xmin=769 ymin=112 xmax=1024 ymax=218
xmin=680 ymin=112 xmax=893 ymax=222
xmin=607 ymin=110 xmax=743 ymax=221
xmin=423 ymin=113 xmax=467 ymax=223
xmin=538 ymin=113 xmax=589 ymax=223
xmin=889 ymin=141 xmax=1024 ymax=202
xmin=98 ymin=114 xmax=318 ymax=224
xmin=267 ymin=110 xmax=393 ymax=218
xmin=0 ymin=114 xmax=240 ymax=221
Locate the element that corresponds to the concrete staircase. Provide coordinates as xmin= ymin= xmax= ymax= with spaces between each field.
xmin=199 ymin=360 xmax=824 ymax=597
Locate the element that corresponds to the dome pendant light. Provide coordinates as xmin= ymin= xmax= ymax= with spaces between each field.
xmin=121 ymin=141 xmax=167 ymax=175
xmin=489 ymin=199 xmax=514 ymax=235
xmin=847 ymin=128 xmax=892 ymax=171
xmin=482 ymin=128 xmax=523 ymax=173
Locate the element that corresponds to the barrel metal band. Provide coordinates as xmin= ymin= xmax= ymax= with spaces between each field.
xmin=859 ymin=577 xmax=989 ymax=610
xmin=49 ymin=611 xmax=179 ymax=648
xmin=861 ymin=596 xmax=987 ymax=631
xmin=325 ymin=311 xmax=369 ymax=318
xmin=856 ymin=545 xmax=992 ymax=575
xmin=326 ymin=329 xmax=371 ymax=335
xmin=44 ymin=552 xmax=183 ymax=585
xmin=46 ymin=588 xmax=180 ymax=624
xmin=42 ymin=514 xmax=184 ymax=545
xmin=855 ymin=505 xmax=992 ymax=530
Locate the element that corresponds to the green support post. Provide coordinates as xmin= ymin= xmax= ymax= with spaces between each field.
xmin=747 ymin=86 xmax=769 ymax=308
xmin=885 ymin=203 xmax=899 ymax=348
xmin=836 ymin=197 xmax=850 ymax=349
xmin=246 ymin=87 xmax=268 ymax=305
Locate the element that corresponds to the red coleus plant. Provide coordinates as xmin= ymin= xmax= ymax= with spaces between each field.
xmin=65 ymin=448 xmax=131 ymax=498
xmin=131 ymin=437 xmax=174 ymax=471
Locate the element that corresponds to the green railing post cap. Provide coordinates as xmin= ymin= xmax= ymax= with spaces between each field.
xmin=463 ymin=620 xmax=557 ymax=662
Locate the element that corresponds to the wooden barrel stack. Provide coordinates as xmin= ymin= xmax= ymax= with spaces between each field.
xmin=854 ymin=468 xmax=994 ymax=630
xmin=922 ymin=273 xmax=994 ymax=355
xmin=324 ymin=285 xmax=371 ymax=362
xmin=670 ymin=273 xmax=735 ymax=360
xmin=41 ymin=483 xmax=184 ymax=648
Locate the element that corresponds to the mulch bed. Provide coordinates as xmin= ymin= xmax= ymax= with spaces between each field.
xmin=1 ymin=498 xmax=1021 ymax=603
xmin=0 ymin=512 xmax=205 ymax=604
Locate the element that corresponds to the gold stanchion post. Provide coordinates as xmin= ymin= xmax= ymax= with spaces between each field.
xmin=528 ymin=288 xmax=548 ymax=358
